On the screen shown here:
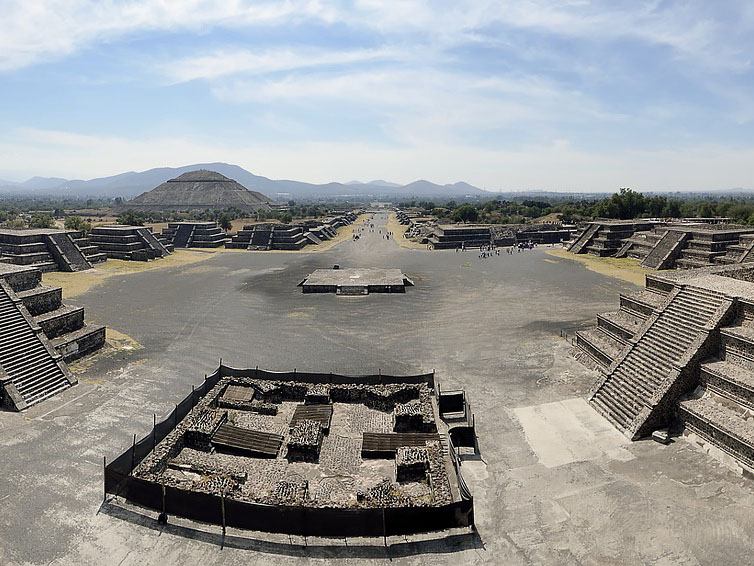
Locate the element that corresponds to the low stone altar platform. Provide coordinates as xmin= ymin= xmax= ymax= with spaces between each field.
xmin=299 ymin=267 xmax=414 ymax=295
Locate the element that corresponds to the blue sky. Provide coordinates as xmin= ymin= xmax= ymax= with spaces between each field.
xmin=1 ymin=1 xmax=753 ymax=191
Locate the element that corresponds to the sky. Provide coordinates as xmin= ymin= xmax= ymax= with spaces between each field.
xmin=1 ymin=1 xmax=753 ymax=192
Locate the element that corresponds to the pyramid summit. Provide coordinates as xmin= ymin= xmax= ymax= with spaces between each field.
xmin=128 ymin=169 xmax=275 ymax=211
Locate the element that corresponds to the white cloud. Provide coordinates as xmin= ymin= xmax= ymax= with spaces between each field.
xmin=0 ymin=0 xmax=332 ymax=71
xmin=3 ymin=1 xmax=752 ymax=74
xmin=160 ymin=46 xmax=402 ymax=83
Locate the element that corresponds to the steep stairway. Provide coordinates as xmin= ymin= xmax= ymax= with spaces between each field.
xmin=590 ymin=285 xmax=731 ymax=438
xmin=640 ymin=230 xmax=687 ymax=270
xmin=136 ymin=228 xmax=171 ymax=257
xmin=171 ymin=224 xmax=194 ymax=248
xmin=0 ymin=280 xmax=73 ymax=410
xmin=567 ymin=223 xmax=599 ymax=254
xmin=45 ymin=232 xmax=92 ymax=272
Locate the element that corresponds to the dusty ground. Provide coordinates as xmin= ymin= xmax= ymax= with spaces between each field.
xmin=2 ymin=212 xmax=754 ymax=565
xmin=43 ymin=250 xmax=220 ymax=298
xmin=385 ymin=213 xmax=428 ymax=250
xmin=546 ymin=247 xmax=656 ymax=287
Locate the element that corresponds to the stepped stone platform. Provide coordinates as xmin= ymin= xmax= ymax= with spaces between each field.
xmin=574 ymin=262 xmax=754 ymax=472
xmin=428 ymin=225 xmax=492 ymax=249
xmin=299 ymin=267 xmax=415 ymax=294
xmin=567 ymin=220 xmax=657 ymax=257
xmin=159 ymin=221 xmax=229 ymax=249
xmin=0 ymin=264 xmax=105 ymax=410
xmin=0 ymin=228 xmax=106 ymax=272
xmin=88 ymin=225 xmax=171 ymax=261
xmin=227 ymin=213 xmax=358 ymax=251
xmin=106 ymin=367 xmax=476 ymax=537
xmin=617 ymin=224 xmax=754 ymax=270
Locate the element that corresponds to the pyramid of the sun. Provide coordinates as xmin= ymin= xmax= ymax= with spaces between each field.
xmin=128 ymin=169 xmax=274 ymax=211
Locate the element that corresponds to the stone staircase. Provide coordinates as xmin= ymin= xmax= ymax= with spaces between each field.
xmin=678 ymin=301 xmax=754 ymax=471
xmin=0 ymin=278 xmax=75 ymax=410
xmin=46 ymin=232 xmax=92 ymax=272
xmin=71 ymin=233 xmax=108 ymax=265
xmin=568 ymin=223 xmax=599 ymax=254
xmin=0 ymin=263 xmax=105 ymax=409
xmin=135 ymin=227 xmax=171 ymax=257
xmin=575 ymin=285 xmax=669 ymax=371
xmin=640 ymin=230 xmax=688 ymax=270
xmin=589 ymin=285 xmax=732 ymax=439
xmin=171 ymin=224 xmax=194 ymax=248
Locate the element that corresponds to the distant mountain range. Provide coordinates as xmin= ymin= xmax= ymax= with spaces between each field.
xmin=0 ymin=163 xmax=491 ymax=201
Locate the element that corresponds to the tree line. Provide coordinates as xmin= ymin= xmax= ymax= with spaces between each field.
xmin=401 ymin=189 xmax=754 ymax=225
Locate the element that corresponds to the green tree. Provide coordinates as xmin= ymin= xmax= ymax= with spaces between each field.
xmin=452 ymin=204 xmax=479 ymax=223
xmin=218 ymin=213 xmax=233 ymax=231
xmin=117 ymin=210 xmax=144 ymax=226
xmin=64 ymin=215 xmax=92 ymax=234
xmin=29 ymin=213 xmax=54 ymax=229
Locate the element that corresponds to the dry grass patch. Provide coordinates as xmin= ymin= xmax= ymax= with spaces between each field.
xmin=546 ymin=247 xmax=655 ymax=287
xmin=42 ymin=249 xmax=219 ymax=297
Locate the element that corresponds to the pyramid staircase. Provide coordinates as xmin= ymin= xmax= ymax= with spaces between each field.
xmin=135 ymin=227 xmax=171 ymax=257
xmin=567 ymin=223 xmax=599 ymax=254
xmin=640 ymin=230 xmax=688 ymax=270
xmin=71 ymin=233 xmax=108 ymax=265
xmin=0 ymin=264 xmax=105 ymax=410
xmin=679 ymin=299 xmax=754 ymax=471
xmin=46 ymin=232 xmax=92 ymax=272
xmin=575 ymin=285 xmax=668 ymax=371
xmin=589 ymin=285 xmax=734 ymax=439
xmin=0 ymin=279 xmax=74 ymax=410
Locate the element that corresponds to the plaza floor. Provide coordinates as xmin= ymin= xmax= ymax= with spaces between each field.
xmin=1 ymin=212 xmax=753 ymax=565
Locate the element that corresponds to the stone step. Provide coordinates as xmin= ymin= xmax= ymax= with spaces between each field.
xmin=700 ymin=359 xmax=754 ymax=410
xmin=679 ymin=396 xmax=754 ymax=470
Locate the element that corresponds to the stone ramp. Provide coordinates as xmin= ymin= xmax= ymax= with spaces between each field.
xmin=589 ymin=285 xmax=732 ymax=439
xmin=568 ymin=223 xmax=599 ymax=254
xmin=171 ymin=224 xmax=193 ymax=248
xmin=45 ymin=232 xmax=92 ymax=272
xmin=135 ymin=228 xmax=170 ymax=257
xmin=640 ymin=230 xmax=688 ymax=270
xmin=0 ymin=279 xmax=73 ymax=410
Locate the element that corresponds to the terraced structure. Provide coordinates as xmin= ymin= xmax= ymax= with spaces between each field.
xmin=88 ymin=225 xmax=172 ymax=261
xmin=575 ymin=262 xmax=754 ymax=473
xmin=0 ymin=263 xmax=105 ymax=410
xmin=617 ymin=224 xmax=754 ymax=270
xmin=159 ymin=221 xmax=229 ymax=249
xmin=0 ymin=228 xmax=106 ymax=272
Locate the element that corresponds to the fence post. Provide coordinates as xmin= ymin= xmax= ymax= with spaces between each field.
xmin=192 ymin=385 xmax=196 ymax=408
xmin=221 ymin=492 xmax=227 ymax=543
xmin=130 ymin=433 xmax=136 ymax=474
xmin=382 ymin=506 xmax=387 ymax=547
xmin=103 ymin=456 xmax=107 ymax=504
xmin=153 ymin=414 xmax=156 ymax=450
xmin=158 ymin=483 xmax=168 ymax=525
xmin=174 ymin=405 xmax=178 ymax=428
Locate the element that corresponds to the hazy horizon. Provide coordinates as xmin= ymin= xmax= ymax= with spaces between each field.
xmin=3 ymin=2 xmax=754 ymax=192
